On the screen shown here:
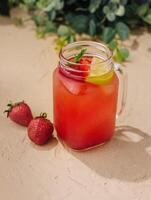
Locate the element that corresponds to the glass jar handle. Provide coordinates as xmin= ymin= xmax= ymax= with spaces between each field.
xmin=114 ymin=63 xmax=128 ymax=118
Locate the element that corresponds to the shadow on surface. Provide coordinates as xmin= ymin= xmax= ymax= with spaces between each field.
xmin=148 ymin=47 xmax=151 ymax=52
xmin=131 ymin=28 xmax=145 ymax=36
xmin=0 ymin=16 xmax=12 ymax=25
xmin=70 ymin=126 xmax=151 ymax=182
xmin=31 ymin=137 xmax=58 ymax=151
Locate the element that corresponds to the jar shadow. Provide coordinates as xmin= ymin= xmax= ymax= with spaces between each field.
xmin=69 ymin=126 xmax=151 ymax=182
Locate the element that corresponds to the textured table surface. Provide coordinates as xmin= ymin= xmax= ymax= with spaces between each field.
xmin=0 ymin=12 xmax=151 ymax=200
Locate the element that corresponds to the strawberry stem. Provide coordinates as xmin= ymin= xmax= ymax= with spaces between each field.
xmin=3 ymin=110 xmax=10 ymax=117
xmin=4 ymin=100 xmax=24 ymax=117
xmin=40 ymin=112 xmax=47 ymax=118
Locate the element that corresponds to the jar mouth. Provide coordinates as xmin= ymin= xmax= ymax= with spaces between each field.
xmin=59 ymin=41 xmax=113 ymax=67
xmin=59 ymin=41 xmax=113 ymax=81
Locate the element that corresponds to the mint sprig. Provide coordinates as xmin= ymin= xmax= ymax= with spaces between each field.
xmin=74 ymin=48 xmax=87 ymax=63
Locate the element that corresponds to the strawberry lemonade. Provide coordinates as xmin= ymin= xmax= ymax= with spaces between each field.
xmin=53 ymin=41 xmax=119 ymax=150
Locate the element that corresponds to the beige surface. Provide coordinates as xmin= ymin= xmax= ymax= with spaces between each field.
xmin=0 ymin=12 xmax=151 ymax=200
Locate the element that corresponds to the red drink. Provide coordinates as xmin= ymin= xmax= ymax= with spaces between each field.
xmin=53 ymin=41 xmax=126 ymax=150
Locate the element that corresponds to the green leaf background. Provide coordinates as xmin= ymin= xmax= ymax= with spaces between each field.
xmin=2 ymin=0 xmax=151 ymax=62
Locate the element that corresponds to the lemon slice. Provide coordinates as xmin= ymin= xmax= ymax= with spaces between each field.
xmin=86 ymin=57 xmax=114 ymax=85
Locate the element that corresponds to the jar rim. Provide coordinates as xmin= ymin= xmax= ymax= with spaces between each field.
xmin=58 ymin=41 xmax=113 ymax=81
xmin=59 ymin=41 xmax=113 ymax=67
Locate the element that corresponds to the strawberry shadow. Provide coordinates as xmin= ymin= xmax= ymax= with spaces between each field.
xmin=68 ymin=125 xmax=151 ymax=182
xmin=30 ymin=137 xmax=58 ymax=151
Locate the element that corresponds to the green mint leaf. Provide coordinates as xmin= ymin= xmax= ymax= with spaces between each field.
xmin=36 ymin=27 xmax=46 ymax=39
xmin=137 ymin=4 xmax=149 ymax=17
xmin=113 ymin=48 xmax=129 ymax=62
xmin=116 ymin=22 xmax=130 ymax=40
xmin=115 ymin=5 xmax=125 ymax=17
xmin=55 ymin=36 xmax=68 ymax=51
xmin=89 ymin=0 xmax=101 ymax=13
xmin=113 ymin=49 xmax=123 ymax=62
xmin=33 ymin=15 xmax=46 ymax=27
xmin=143 ymin=14 xmax=151 ymax=25
xmin=68 ymin=35 xmax=76 ymax=43
xmin=119 ymin=48 xmax=129 ymax=60
xmin=89 ymin=19 xmax=96 ymax=37
xmin=66 ymin=14 xmax=89 ymax=33
xmin=45 ymin=21 xmax=57 ymax=33
xmin=106 ymin=12 xmax=116 ymax=22
xmin=57 ymin=25 xmax=70 ymax=36
xmin=102 ymin=27 xmax=116 ymax=43
xmin=74 ymin=48 xmax=87 ymax=63
xmin=108 ymin=39 xmax=118 ymax=50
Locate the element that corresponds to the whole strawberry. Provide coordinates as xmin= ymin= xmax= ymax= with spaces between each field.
xmin=28 ymin=113 xmax=54 ymax=145
xmin=4 ymin=101 xmax=33 ymax=126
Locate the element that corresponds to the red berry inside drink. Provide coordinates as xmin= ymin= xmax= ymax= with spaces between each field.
xmin=53 ymin=46 xmax=119 ymax=150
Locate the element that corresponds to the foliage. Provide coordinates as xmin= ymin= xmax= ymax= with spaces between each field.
xmin=108 ymin=39 xmax=129 ymax=62
xmin=1 ymin=0 xmax=151 ymax=62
